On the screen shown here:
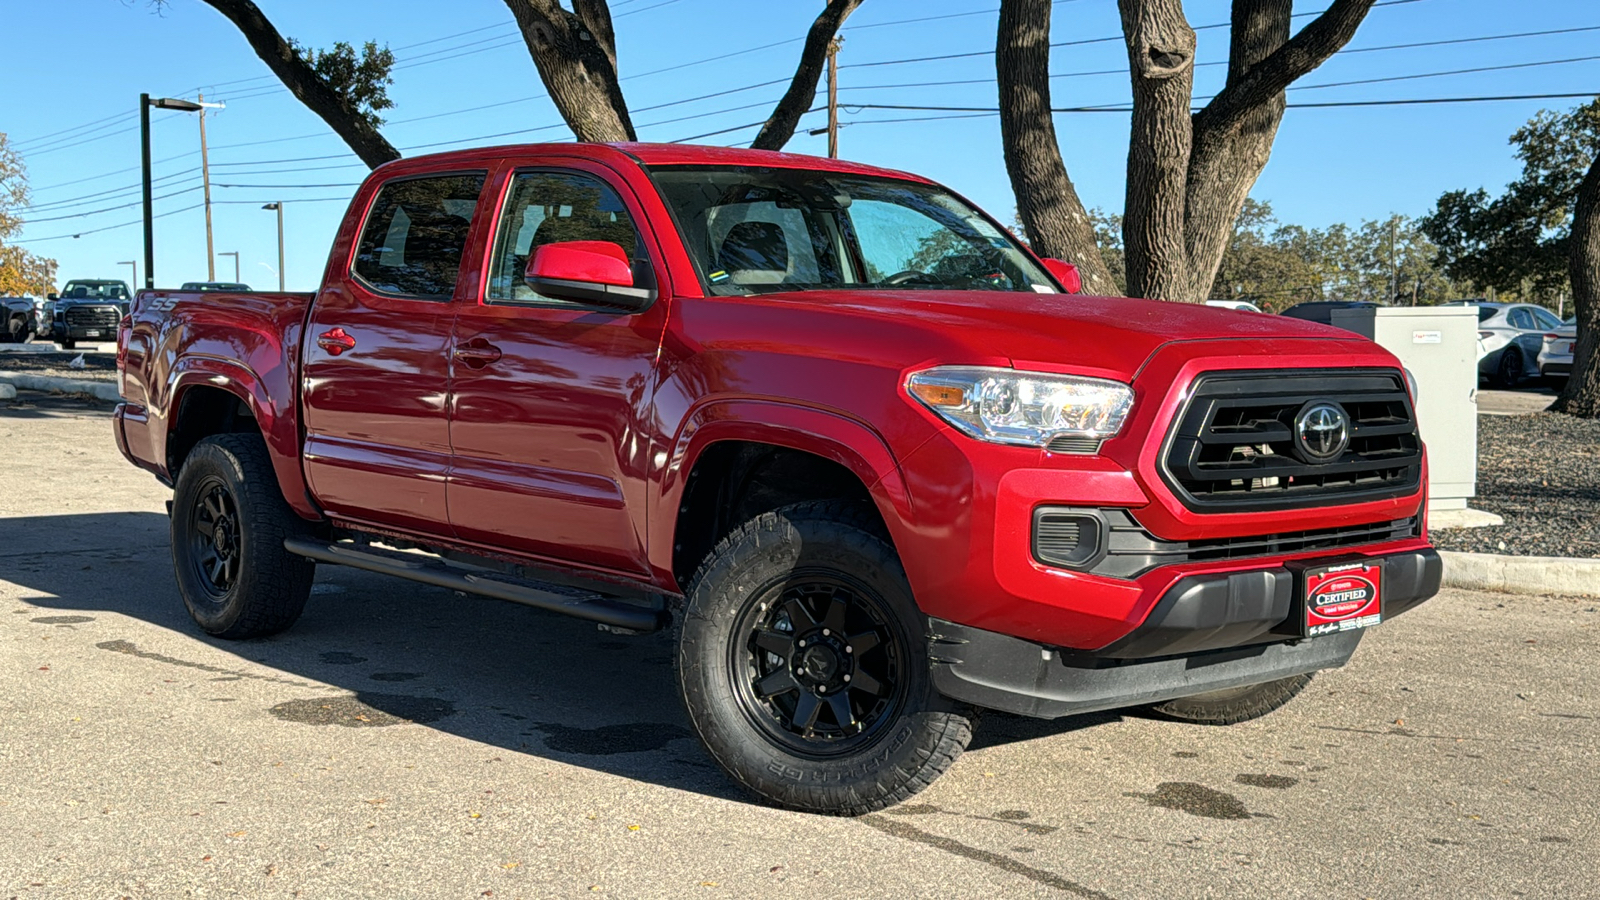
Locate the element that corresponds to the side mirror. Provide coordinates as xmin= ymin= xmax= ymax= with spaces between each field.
xmin=1041 ymin=259 xmax=1083 ymax=294
xmin=525 ymin=240 xmax=656 ymax=311
xmin=47 ymin=293 xmax=58 ymax=301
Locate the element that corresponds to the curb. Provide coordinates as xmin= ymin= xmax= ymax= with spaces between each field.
xmin=1440 ymin=550 xmax=1600 ymax=598
xmin=0 ymin=371 xmax=121 ymax=403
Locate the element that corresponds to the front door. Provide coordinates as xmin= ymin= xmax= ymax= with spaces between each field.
xmin=447 ymin=164 xmax=670 ymax=577
xmin=301 ymin=170 xmax=488 ymax=535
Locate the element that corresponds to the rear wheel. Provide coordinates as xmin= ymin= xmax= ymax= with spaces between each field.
xmin=4 ymin=316 xmax=24 ymax=343
xmin=171 ymin=433 xmax=314 ymax=638
xmin=676 ymin=501 xmax=975 ymax=815
xmin=1496 ymin=348 xmax=1523 ymax=388
xmin=1147 ymin=673 xmax=1313 ymax=726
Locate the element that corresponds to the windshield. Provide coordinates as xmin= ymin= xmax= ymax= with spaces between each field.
xmin=61 ymin=281 xmax=130 ymax=301
xmin=650 ymin=166 xmax=1057 ymax=296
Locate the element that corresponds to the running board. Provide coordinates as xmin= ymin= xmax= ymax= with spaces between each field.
xmin=282 ymin=537 xmax=667 ymax=633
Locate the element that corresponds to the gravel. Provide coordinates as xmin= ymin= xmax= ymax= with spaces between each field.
xmin=1432 ymin=412 xmax=1600 ymax=558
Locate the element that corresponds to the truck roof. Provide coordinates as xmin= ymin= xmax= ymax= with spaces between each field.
xmin=372 ymin=142 xmax=931 ymax=184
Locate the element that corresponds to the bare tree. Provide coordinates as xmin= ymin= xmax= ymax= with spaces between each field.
xmin=1000 ymin=0 xmax=1376 ymax=301
xmin=1551 ymin=155 xmax=1600 ymax=417
xmin=190 ymin=0 xmax=401 ymax=168
xmin=502 ymin=0 xmax=636 ymax=143
xmin=995 ymin=0 xmax=1116 ymax=293
xmin=751 ymin=0 xmax=864 ymax=151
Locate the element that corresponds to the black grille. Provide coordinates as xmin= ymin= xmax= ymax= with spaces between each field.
xmin=1092 ymin=511 xmax=1421 ymax=578
xmin=1032 ymin=509 xmax=1103 ymax=568
xmin=64 ymin=305 xmax=122 ymax=329
xmin=1161 ymin=369 xmax=1422 ymax=511
xmin=1046 ymin=435 xmax=1103 ymax=455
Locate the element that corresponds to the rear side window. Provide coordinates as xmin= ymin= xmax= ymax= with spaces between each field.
xmin=1477 ymin=307 xmax=1496 ymax=323
xmin=353 ymin=172 xmax=486 ymax=298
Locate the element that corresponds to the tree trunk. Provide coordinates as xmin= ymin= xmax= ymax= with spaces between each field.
xmin=1181 ymin=0 xmax=1290 ymax=304
xmin=1181 ymin=0 xmax=1375 ymax=302
xmin=996 ymin=0 xmax=1117 ymax=294
xmin=1118 ymin=0 xmax=1195 ymax=302
xmin=198 ymin=0 xmax=400 ymax=168
xmin=503 ymin=0 xmax=636 ymax=143
xmin=1550 ymin=154 xmax=1600 ymax=417
xmin=751 ymin=0 xmax=864 ymax=152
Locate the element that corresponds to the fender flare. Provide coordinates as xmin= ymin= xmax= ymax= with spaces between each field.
xmin=652 ymin=398 xmax=916 ymax=575
xmin=166 ymin=357 xmax=319 ymax=520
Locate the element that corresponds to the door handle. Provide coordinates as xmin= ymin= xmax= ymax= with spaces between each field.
xmin=453 ymin=338 xmax=502 ymax=369
xmin=317 ymin=327 xmax=357 ymax=356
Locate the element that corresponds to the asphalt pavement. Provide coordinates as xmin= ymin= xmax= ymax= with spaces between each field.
xmin=2 ymin=395 xmax=1596 ymax=899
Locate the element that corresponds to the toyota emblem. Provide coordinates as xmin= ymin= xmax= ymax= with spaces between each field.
xmin=1295 ymin=402 xmax=1350 ymax=462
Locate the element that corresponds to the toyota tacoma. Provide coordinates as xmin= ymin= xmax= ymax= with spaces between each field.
xmin=114 ymin=142 xmax=1441 ymax=815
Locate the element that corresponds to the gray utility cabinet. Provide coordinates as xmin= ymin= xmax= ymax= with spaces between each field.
xmin=1329 ymin=306 xmax=1479 ymax=512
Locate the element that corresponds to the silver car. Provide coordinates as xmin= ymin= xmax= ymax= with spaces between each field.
xmin=1445 ymin=301 xmax=1565 ymax=387
xmin=1538 ymin=322 xmax=1576 ymax=385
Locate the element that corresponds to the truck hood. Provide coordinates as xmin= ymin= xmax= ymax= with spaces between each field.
xmin=755 ymin=289 xmax=1354 ymax=381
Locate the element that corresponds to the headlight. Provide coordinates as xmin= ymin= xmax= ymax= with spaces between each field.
xmin=906 ymin=366 xmax=1133 ymax=446
xmin=1402 ymin=367 xmax=1419 ymax=404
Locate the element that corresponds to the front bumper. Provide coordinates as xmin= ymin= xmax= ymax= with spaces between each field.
xmin=931 ymin=618 xmax=1364 ymax=719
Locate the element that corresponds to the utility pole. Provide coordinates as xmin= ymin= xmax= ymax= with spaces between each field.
xmin=826 ymin=36 xmax=841 ymax=158
xmin=1389 ymin=217 xmax=1399 ymax=305
xmin=199 ymin=92 xmax=216 ymax=281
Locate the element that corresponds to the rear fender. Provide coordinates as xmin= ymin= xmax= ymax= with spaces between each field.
xmin=167 ymin=359 xmax=318 ymax=520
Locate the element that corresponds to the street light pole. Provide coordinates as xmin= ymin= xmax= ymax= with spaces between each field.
xmin=117 ymin=260 xmax=137 ymax=290
xmin=219 ymin=251 xmax=240 ymax=283
xmin=139 ymin=94 xmax=204 ymax=291
xmin=200 ymin=92 xmax=215 ymax=281
xmin=262 ymin=203 xmax=284 ymax=291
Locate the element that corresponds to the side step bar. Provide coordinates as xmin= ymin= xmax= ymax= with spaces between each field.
xmin=283 ymin=537 xmax=667 ymax=633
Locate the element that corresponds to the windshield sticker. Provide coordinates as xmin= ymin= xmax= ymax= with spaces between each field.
xmin=708 ymin=269 xmax=731 ymax=284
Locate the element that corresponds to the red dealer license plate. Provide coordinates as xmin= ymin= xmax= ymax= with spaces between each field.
xmin=1301 ymin=561 xmax=1382 ymax=637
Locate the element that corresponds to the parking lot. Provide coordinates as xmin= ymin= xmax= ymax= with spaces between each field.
xmin=2 ymin=395 xmax=1597 ymax=898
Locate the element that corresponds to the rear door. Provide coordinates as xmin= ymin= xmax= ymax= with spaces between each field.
xmin=301 ymin=170 xmax=489 ymax=535
xmin=445 ymin=161 xmax=672 ymax=576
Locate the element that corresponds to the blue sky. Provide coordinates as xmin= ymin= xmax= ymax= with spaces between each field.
xmin=6 ymin=0 xmax=1599 ymax=293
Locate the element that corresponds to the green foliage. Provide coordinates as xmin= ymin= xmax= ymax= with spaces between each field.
xmin=1090 ymin=208 xmax=1127 ymax=295
xmin=290 ymin=39 xmax=396 ymax=128
xmin=0 ymin=133 xmax=59 ymax=297
xmin=1211 ymin=202 xmax=1461 ymax=312
xmin=1421 ymin=98 xmax=1600 ymax=299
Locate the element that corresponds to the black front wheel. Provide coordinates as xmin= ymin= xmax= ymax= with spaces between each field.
xmin=171 ymin=433 xmax=315 ymax=638
xmin=1496 ymin=347 xmax=1524 ymax=388
xmin=59 ymin=338 xmax=75 ymax=350
xmin=677 ymin=501 xmax=975 ymax=816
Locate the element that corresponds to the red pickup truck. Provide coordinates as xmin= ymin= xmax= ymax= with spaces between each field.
xmin=116 ymin=142 xmax=1440 ymax=815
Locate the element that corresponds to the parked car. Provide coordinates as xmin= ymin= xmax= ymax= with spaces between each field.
xmin=1279 ymin=300 xmax=1379 ymax=325
xmin=48 ymin=279 xmax=131 ymax=349
xmin=1538 ymin=324 xmax=1576 ymax=385
xmin=1442 ymin=301 xmax=1565 ymax=388
xmin=1205 ymin=299 xmax=1264 ymax=313
xmin=2 ymin=295 xmax=40 ymax=343
xmin=115 ymin=142 xmax=1440 ymax=815
xmin=179 ymin=282 xmax=253 ymax=292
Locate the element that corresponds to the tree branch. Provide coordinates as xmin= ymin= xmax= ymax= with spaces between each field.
xmin=503 ymin=0 xmax=636 ymax=142
xmin=196 ymin=0 xmax=401 ymax=169
xmin=1193 ymin=0 xmax=1374 ymax=136
xmin=750 ymin=0 xmax=863 ymax=152
xmin=995 ymin=0 xmax=1117 ymax=293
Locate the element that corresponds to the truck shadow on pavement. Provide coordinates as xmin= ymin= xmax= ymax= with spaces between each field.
xmin=2 ymin=511 xmax=1124 ymax=807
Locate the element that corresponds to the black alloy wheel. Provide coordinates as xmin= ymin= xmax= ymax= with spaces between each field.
xmin=188 ymin=478 xmax=242 ymax=598
xmin=677 ymin=501 xmax=975 ymax=816
xmin=1497 ymin=347 xmax=1524 ymax=388
xmin=731 ymin=576 xmax=906 ymax=757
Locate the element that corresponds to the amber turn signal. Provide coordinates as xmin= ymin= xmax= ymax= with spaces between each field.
xmin=909 ymin=381 xmax=969 ymax=408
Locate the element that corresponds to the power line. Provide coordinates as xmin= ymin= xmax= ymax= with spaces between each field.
xmin=20 ymin=185 xmax=206 ymax=224
xmin=842 ymin=92 xmax=1600 ymax=119
xmin=1295 ymin=54 xmax=1600 ymax=92
xmin=9 ymin=202 xmax=207 ymax=244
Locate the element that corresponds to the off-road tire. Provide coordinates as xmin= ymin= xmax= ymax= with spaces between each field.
xmin=171 ymin=433 xmax=314 ymax=638
xmin=3 ymin=316 xmax=24 ymax=344
xmin=676 ymin=501 xmax=975 ymax=816
xmin=1496 ymin=348 xmax=1523 ymax=388
xmin=1147 ymin=673 xmax=1313 ymax=726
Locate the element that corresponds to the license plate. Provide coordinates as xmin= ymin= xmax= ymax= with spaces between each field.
xmin=1557 ymin=342 xmax=1573 ymax=354
xmin=1301 ymin=561 xmax=1382 ymax=637
xmin=85 ymin=330 xmax=102 ymax=337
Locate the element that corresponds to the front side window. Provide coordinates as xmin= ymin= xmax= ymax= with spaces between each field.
xmin=353 ymin=172 xmax=486 ymax=298
xmin=486 ymin=171 xmax=644 ymax=304
xmin=1531 ymin=307 xmax=1563 ymax=330
xmin=650 ymin=166 xmax=1056 ymax=296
